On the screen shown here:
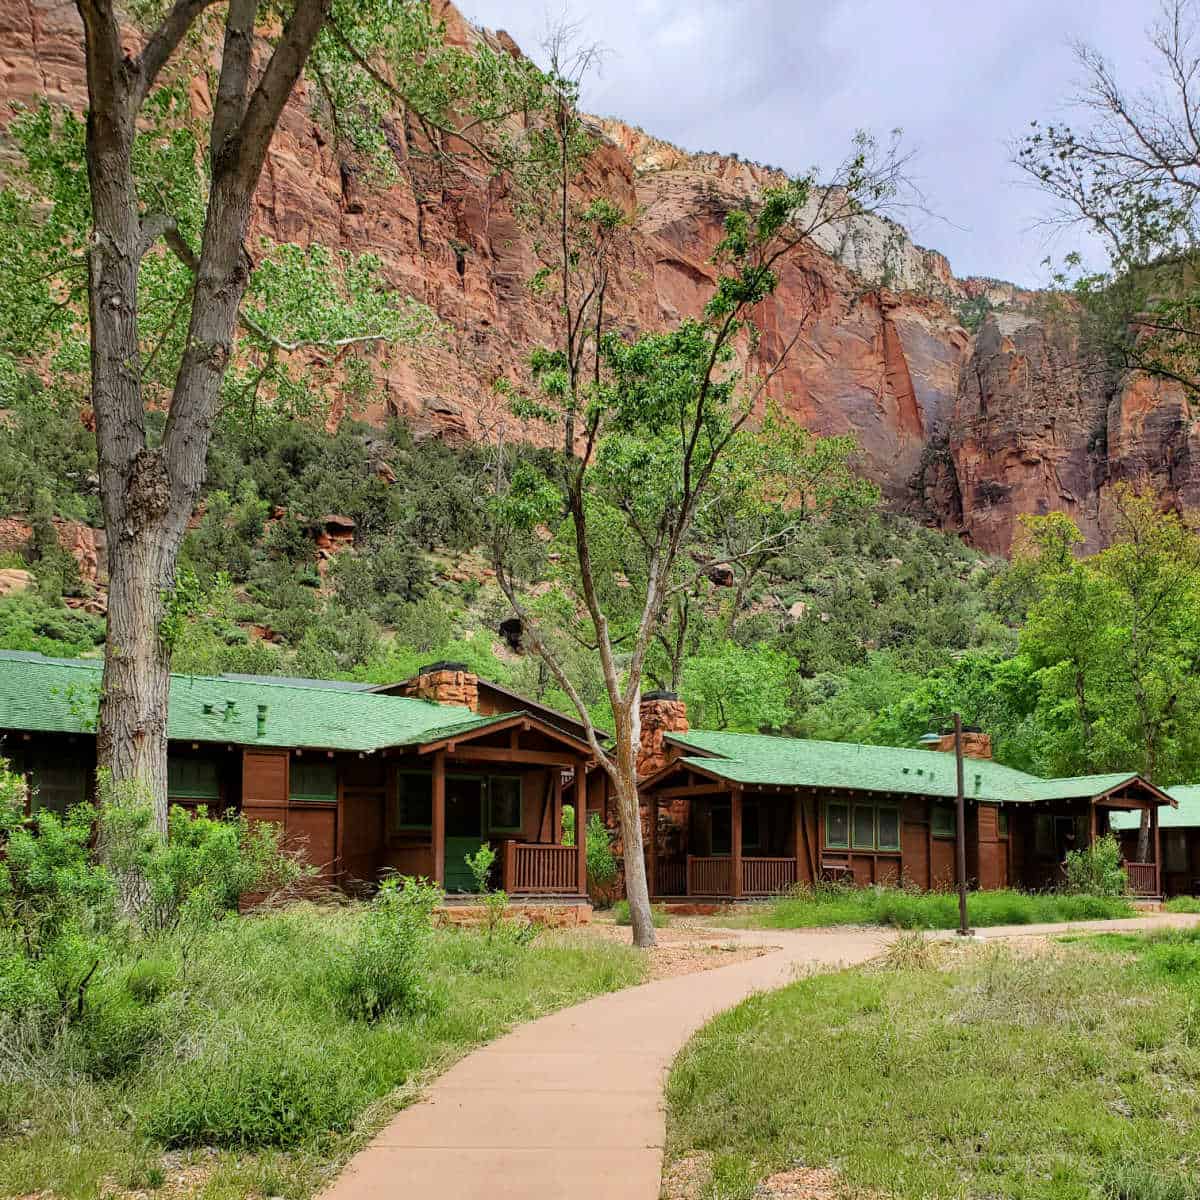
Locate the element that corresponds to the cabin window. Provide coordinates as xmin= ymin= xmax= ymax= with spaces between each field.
xmin=997 ymin=809 xmax=1009 ymax=838
xmin=877 ymin=806 xmax=901 ymax=852
xmin=711 ymin=804 xmax=732 ymax=855
xmin=1033 ymin=814 xmax=1054 ymax=856
xmin=739 ymin=801 xmax=760 ymax=851
xmin=290 ymin=762 xmax=337 ymax=803
xmin=28 ymin=759 xmax=88 ymax=815
xmin=1165 ymin=830 xmax=1189 ymax=874
xmin=395 ymin=772 xmax=433 ymax=829
xmin=488 ymin=776 xmax=523 ymax=832
xmin=168 ymin=757 xmax=221 ymax=803
xmin=825 ymin=802 xmax=850 ymax=849
xmin=932 ymin=804 xmax=957 ymax=839
xmin=852 ymin=805 xmax=876 ymax=850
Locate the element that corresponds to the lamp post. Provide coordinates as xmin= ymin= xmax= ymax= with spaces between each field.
xmin=919 ymin=712 xmax=973 ymax=937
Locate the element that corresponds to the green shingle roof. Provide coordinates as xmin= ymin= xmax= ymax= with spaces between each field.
xmin=667 ymin=731 xmax=1162 ymax=805
xmin=1021 ymin=774 xmax=1143 ymax=802
xmin=1111 ymin=785 xmax=1200 ymax=829
xmin=0 ymin=654 xmax=505 ymax=753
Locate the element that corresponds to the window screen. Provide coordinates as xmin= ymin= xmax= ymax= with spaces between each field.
xmin=395 ymin=772 xmax=433 ymax=829
xmin=877 ymin=807 xmax=901 ymax=851
xmin=29 ymin=761 xmax=88 ymax=815
xmin=825 ymin=802 xmax=850 ymax=849
xmin=488 ymin=776 xmax=522 ymax=831
xmin=168 ymin=757 xmax=221 ymax=801
xmin=852 ymin=806 xmax=876 ymax=850
xmin=289 ymin=762 xmax=337 ymax=802
xmin=932 ymin=805 xmax=957 ymax=839
xmin=997 ymin=809 xmax=1010 ymax=837
xmin=1165 ymin=830 xmax=1189 ymax=874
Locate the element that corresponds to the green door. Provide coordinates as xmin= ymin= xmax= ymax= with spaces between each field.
xmin=444 ymin=776 xmax=485 ymax=893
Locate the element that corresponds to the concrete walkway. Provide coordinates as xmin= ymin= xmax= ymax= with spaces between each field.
xmin=321 ymin=914 xmax=1200 ymax=1200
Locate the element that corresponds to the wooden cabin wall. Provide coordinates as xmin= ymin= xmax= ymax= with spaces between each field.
xmin=340 ymin=756 xmax=387 ymax=889
xmin=975 ymin=803 xmax=1008 ymax=890
xmin=901 ymin=798 xmax=931 ymax=889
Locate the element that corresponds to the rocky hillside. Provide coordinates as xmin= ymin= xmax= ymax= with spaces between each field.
xmin=3 ymin=0 xmax=1198 ymax=554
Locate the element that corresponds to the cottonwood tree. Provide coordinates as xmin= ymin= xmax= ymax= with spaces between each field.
xmin=490 ymin=38 xmax=908 ymax=944
xmin=1016 ymin=0 xmax=1200 ymax=393
xmin=4 ymin=2 xmax=547 ymax=829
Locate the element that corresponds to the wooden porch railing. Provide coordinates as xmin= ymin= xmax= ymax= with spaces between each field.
xmin=653 ymin=858 xmax=687 ymax=897
xmin=502 ymin=842 xmax=579 ymax=894
xmin=742 ymin=857 xmax=797 ymax=895
xmin=1125 ymin=861 xmax=1160 ymax=897
xmin=688 ymin=856 xmax=733 ymax=896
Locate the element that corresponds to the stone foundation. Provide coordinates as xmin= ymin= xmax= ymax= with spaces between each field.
xmin=436 ymin=902 xmax=592 ymax=928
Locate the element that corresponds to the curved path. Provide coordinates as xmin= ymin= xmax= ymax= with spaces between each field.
xmin=321 ymin=914 xmax=1200 ymax=1200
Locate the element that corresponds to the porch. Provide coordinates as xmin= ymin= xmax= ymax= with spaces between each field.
xmin=652 ymin=854 xmax=798 ymax=898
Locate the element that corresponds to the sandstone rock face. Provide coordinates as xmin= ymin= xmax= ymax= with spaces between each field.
xmin=3 ymin=1 xmax=1198 ymax=556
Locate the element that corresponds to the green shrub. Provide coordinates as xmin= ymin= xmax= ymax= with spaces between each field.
xmin=329 ymin=876 xmax=443 ymax=1021
xmin=464 ymin=843 xmax=496 ymax=894
xmin=1165 ymin=896 xmax=1200 ymax=913
xmin=585 ymin=813 xmax=620 ymax=899
xmin=1065 ymin=833 xmax=1127 ymax=897
xmin=70 ymin=981 xmax=170 ymax=1079
xmin=613 ymin=899 xmax=669 ymax=928
xmin=125 ymin=957 xmax=176 ymax=1003
xmin=142 ymin=1033 xmax=361 ymax=1148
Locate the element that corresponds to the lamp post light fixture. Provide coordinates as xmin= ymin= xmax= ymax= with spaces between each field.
xmin=918 ymin=712 xmax=974 ymax=937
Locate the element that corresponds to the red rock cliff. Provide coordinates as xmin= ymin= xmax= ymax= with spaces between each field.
xmin=2 ymin=1 xmax=1196 ymax=555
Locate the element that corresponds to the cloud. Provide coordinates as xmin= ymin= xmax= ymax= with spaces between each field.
xmin=461 ymin=0 xmax=1161 ymax=286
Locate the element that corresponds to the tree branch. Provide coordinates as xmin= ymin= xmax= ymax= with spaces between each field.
xmin=135 ymin=0 xmax=223 ymax=107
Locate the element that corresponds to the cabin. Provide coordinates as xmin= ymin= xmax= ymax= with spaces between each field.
xmin=634 ymin=694 xmax=1175 ymax=900
xmin=1112 ymin=787 xmax=1200 ymax=898
xmin=0 ymin=653 xmax=605 ymax=900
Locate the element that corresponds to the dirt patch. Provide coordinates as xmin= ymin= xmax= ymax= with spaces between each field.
xmin=661 ymin=1158 xmax=856 ymax=1200
xmin=583 ymin=923 xmax=774 ymax=980
xmin=661 ymin=1152 xmax=712 ymax=1200
xmin=755 ymin=1166 xmax=845 ymax=1198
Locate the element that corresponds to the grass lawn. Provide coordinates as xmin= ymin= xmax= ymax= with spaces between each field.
xmin=0 ymin=903 xmax=644 ymax=1200
xmin=717 ymin=885 xmax=1137 ymax=931
xmin=666 ymin=927 xmax=1200 ymax=1200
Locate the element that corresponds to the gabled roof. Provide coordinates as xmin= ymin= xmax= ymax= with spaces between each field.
xmin=1111 ymin=785 xmax=1200 ymax=830
xmin=0 ymin=654 xmax=508 ymax=753
xmin=659 ymin=730 xmax=1171 ymax=806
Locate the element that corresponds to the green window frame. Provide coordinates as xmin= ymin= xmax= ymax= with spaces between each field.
xmin=932 ymin=804 xmax=957 ymax=839
xmin=394 ymin=771 xmax=433 ymax=831
xmin=168 ymin=757 xmax=221 ymax=802
xmin=852 ymin=804 xmax=876 ymax=850
xmin=877 ymin=806 xmax=901 ymax=852
xmin=488 ymin=776 xmax=523 ymax=833
xmin=825 ymin=801 xmax=850 ymax=849
xmin=289 ymin=761 xmax=337 ymax=804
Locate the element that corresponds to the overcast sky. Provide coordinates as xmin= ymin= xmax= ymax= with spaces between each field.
xmin=461 ymin=0 xmax=1163 ymax=286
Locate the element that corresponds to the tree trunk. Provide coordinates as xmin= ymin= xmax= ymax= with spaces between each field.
xmin=97 ymin=532 xmax=175 ymax=833
xmin=1137 ymin=810 xmax=1152 ymax=864
xmin=611 ymin=710 xmax=656 ymax=948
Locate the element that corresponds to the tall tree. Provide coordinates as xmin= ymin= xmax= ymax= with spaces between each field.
xmin=1017 ymin=0 xmax=1200 ymax=394
xmin=6 ymin=2 xmax=547 ymax=828
xmin=490 ymin=39 xmax=908 ymax=944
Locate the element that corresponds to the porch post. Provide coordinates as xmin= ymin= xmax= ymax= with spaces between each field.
xmin=648 ymin=789 xmax=658 ymax=899
xmin=576 ymin=769 xmax=587 ymax=897
xmin=731 ymin=786 xmax=743 ymax=898
xmin=1151 ymin=802 xmax=1161 ymax=896
xmin=432 ymin=749 xmax=446 ymax=887
xmin=793 ymin=793 xmax=803 ymax=887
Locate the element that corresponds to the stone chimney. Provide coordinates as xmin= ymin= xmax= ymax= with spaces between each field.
xmin=933 ymin=729 xmax=993 ymax=760
xmin=398 ymin=661 xmax=479 ymax=711
xmin=638 ymin=691 xmax=689 ymax=777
